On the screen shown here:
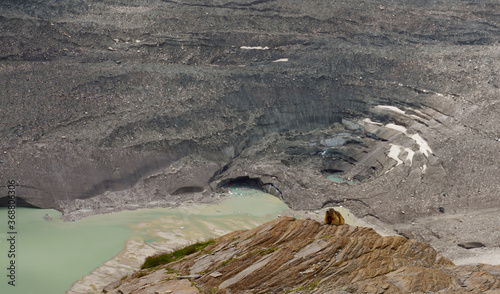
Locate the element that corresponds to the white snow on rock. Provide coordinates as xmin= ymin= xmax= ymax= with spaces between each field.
xmin=374 ymin=105 xmax=406 ymax=115
xmin=388 ymin=144 xmax=404 ymax=166
xmin=411 ymin=133 xmax=432 ymax=157
xmin=367 ymin=105 xmax=435 ymax=170
xmin=362 ymin=118 xmax=383 ymax=126
xmin=388 ymin=144 xmax=416 ymax=166
xmin=240 ymin=46 xmax=269 ymax=50
xmin=272 ymin=58 xmax=289 ymax=62
xmin=386 ymin=123 xmax=408 ymax=133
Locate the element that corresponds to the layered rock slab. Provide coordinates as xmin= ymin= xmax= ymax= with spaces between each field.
xmin=104 ymin=217 xmax=500 ymax=293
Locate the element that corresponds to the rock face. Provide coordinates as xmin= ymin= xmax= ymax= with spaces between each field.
xmin=0 ymin=0 xmax=496 ymax=214
xmin=104 ymin=217 xmax=500 ymax=293
xmin=2 ymin=0 xmax=500 ymax=259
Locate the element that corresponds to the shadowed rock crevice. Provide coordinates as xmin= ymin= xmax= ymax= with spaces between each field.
xmin=171 ymin=186 xmax=205 ymax=195
xmin=215 ymin=176 xmax=265 ymax=194
xmin=0 ymin=196 xmax=41 ymax=209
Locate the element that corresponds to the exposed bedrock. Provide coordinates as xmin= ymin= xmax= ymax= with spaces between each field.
xmin=2 ymin=0 xmax=500 ymax=231
xmin=105 ymin=217 xmax=500 ymax=294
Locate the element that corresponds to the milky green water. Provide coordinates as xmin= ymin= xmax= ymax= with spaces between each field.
xmin=326 ymin=175 xmax=356 ymax=185
xmin=0 ymin=188 xmax=288 ymax=294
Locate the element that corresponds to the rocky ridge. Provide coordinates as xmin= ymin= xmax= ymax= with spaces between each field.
xmin=2 ymin=0 xmax=500 ymax=282
xmin=103 ymin=217 xmax=500 ymax=293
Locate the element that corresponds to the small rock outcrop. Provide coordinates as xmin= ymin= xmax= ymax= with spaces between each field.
xmin=103 ymin=217 xmax=500 ymax=293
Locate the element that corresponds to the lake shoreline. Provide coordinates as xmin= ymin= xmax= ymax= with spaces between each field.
xmin=66 ymin=189 xmax=289 ymax=293
xmin=69 ymin=205 xmax=500 ymax=293
xmin=58 ymin=192 xmax=225 ymax=222
xmin=67 ymin=201 xmax=398 ymax=294
xmin=62 ymin=193 xmax=500 ymax=293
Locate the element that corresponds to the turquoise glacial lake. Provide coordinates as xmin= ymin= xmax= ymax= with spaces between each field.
xmin=0 ymin=188 xmax=288 ymax=294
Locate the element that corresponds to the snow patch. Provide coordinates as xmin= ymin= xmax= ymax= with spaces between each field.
xmin=404 ymin=148 xmax=415 ymax=165
xmin=362 ymin=105 xmax=435 ymax=173
xmin=386 ymin=123 xmax=408 ymax=133
xmin=240 ymin=46 xmax=269 ymax=50
xmin=411 ymin=134 xmax=433 ymax=157
xmin=362 ymin=118 xmax=383 ymax=126
xmin=388 ymin=144 xmax=415 ymax=166
xmin=384 ymin=122 xmax=433 ymax=158
xmin=388 ymin=144 xmax=404 ymax=166
xmin=375 ymin=105 xmax=406 ymax=115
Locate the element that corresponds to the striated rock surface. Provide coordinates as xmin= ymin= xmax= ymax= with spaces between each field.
xmin=2 ymin=0 xmax=500 ymax=277
xmin=103 ymin=217 xmax=500 ymax=293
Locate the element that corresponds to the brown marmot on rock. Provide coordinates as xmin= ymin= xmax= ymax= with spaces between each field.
xmin=324 ymin=208 xmax=345 ymax=225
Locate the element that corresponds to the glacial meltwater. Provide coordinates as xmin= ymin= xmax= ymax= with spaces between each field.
xmin=0 ymin=188 xmax=288 ymax=294
xmin=326 ymin=175 xmax=356 ymax=185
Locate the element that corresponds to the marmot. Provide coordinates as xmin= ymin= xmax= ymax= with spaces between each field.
xmin=324 ymin=208 xmax=345 ymax=225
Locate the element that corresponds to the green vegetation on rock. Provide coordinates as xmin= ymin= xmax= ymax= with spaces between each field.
xmin=141 ymin=240 xmax=215 ymax=269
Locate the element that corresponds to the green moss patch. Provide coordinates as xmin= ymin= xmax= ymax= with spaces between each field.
xmin=141 ymin=240 xmax=215 ymax=269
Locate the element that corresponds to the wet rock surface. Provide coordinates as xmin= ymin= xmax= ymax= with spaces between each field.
xmin=1 ymin=0 xmax=500 ymax=277
xmin=104 ymin=217 xmax=500 ymax=293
